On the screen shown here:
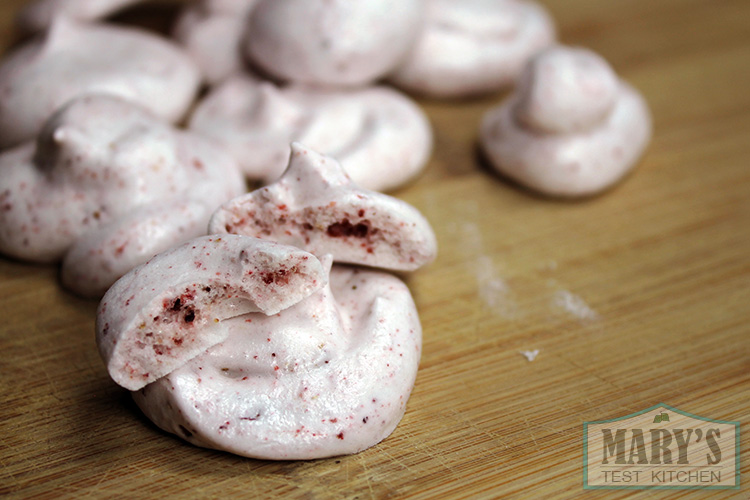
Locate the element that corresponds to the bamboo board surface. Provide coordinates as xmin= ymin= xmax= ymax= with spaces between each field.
xmin=0 ymin=0 xmax=748 ymax=498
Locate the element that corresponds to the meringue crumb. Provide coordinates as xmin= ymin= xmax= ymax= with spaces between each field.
xmin=519 ymin=349 xmax=540 ymax=362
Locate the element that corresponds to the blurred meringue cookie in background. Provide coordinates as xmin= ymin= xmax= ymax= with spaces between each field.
xmin=189 ymin=75 xmax=432 ymax=192
xmin=210 ymin=143 xmax=438 ymax=271
xmin=173 ymin=0 xmax=260 ymax=85
xmin=0 ymin=94 xmax=245 ymax=297
xmin=0 ymin=17 xmax=200 ymax=149
xmin=16 ymin=0 xmax=145 ymax=33
xmin=244 ymin=0 xmax=425 ymax=87
xmin=389 ymin=0 xmax=556 ymax=98
xmin=480 ymin=46 xmax=652 ymax=197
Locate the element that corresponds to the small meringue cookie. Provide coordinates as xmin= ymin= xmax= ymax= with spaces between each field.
xmin=389 ymin=0 xmax=556 ymax=98
xmin=244 ymin=0 xmax=425 ymax=87
xmin=173 ymin=0 xmax=260 ymax=85
xmin=96 ymin=235 xmax=328 ymax=391
xmin=132 ymin=262 xmax=421 ymax=460
xmin=210 ymin=143 xmax=438 ymax=271
xmin=190 ymin=75 xmax=432 ymax=191
xmin=0 ymin=18 xmax=200 ymax=149
xmin=480 ymin=46 xmax=652 ymax=197
xmin=16 ymin=0 xmax=145 ymax=33
xmin=0 ymin=94 xmax=245 ymax=296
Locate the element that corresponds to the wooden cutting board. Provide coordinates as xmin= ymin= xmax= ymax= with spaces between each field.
xmin=1 ymin=0 xmax=748 ymax=498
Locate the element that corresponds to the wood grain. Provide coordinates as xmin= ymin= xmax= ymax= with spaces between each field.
xmin=1 ymin=0 xmax=748 ymax=498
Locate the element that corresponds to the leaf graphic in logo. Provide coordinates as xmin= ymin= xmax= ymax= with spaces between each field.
xmin=661 ymin=412 xmax=669 ymax=422
xmin=653 ymin=414 xmax=662 ymax=423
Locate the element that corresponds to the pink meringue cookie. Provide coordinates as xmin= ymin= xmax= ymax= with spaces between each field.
xmin=389 ymin=0 xmax=556 ymax=98
xmin=132 ymin=263 xmax=421 ymax=460
xmin=0 ymin=18 xmax=200 ymax=149
xmin=480 ymin=46 xmax=652 ymax=197
xmin=17 ymin=0 xmax=145 ymax=33
xmin=173 ymin=0 xmax=260 ymax=85
xmin=190 ymin=75 xmax=432 ymax=191
xmin=0 ymin=94 xmax=245 ymax=296
xmin=60 ymin=201 xmax=210 ymax=298
xmin=210 ymin=143 xmax=438 ymax=271
xmin=244 ymin=0 xmax=424 ymax=87
xmin=96 ymin=235 xmax=328 ymax=391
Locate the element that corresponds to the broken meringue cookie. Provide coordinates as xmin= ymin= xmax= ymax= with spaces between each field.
xmin=189 ymin=75 xmax=433 ymax=192
xmin=17 ymin=0 xmax=145 ymax=33
xmin=210 ymin=143 xmax=438 ymax=271
xmin=389 ymin=0 xmax=555 ymax=98
xmin=480 ymin=46 xmax=652 ymax=197
xmin=0 ymin=17 xmax=200 ymax=149
xmin=132 ymin=262 xmax=421 ymax=460
xmin=173 ymin=0 xmax=260 ymax=85
xmin=0 ymin=94 xmax=245 ymax=297
xmin=244 ymin=0 xmax=425 ymax=87
xmin=97 ymin=144 xmax=433 ymax=459
xmin=97 ymin=235 xmax=328 ymax=391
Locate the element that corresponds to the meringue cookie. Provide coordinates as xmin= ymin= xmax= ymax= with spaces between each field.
xmin=17 ymin=0 xmax=145 ymax=33
xmin=190 ymin=75 xmax=432 ymax=191
xmin=0 ymin=18 xmax=200 ymax=149
xmin=60 ymin=200 xmax=210 ymax=298
xmin=210 ymin=143 xmax=438 ymax=271
xmin=132 ymin=263 xmax=421 ymax=460
xmin=389 ymin=0 xmax=555 ymax=98
xmin=0 ymin=94 xmax=245 ymax=296
xmin=244 ymin=0 xmax=424 ymax=87
xmin=96 ymin=235 xmax=328 ymax=390
xmin=480 ymin=46 xmax=652 ymax=197
xmin=173 ymin=0 xmax=260 ymax=85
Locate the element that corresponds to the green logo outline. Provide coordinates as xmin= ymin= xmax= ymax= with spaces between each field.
xmin=582 ymin=403 xmax=740 ymax=490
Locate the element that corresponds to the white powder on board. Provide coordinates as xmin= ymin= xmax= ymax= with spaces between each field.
xmin=552 ymin=290 xmax=599 ymax=320
xmin=475 ymin=255 xmax=518 ymax=318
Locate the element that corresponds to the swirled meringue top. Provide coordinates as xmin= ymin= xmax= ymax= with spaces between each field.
xmin=244 ymin=0 xmax=424 ymax=87
xmin=190 ymin=75 xmax=432 ymax=191
xmin=480 ymin=46 xmax=652 ymax=196
xmin=389 ymin=0 xmax=556 ymax=98
xmin=0 ymin=17 xmax=200 ymax=149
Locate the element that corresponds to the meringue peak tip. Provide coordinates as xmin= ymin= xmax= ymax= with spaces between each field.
xmin=285 ymin=143 xmax=353 ymax=187
xmin=52 ymin=127 xmax=68 ymax=144
xmin=48 ymin=125 xmax=85 ymax=149
xmin=44 ymin=15 xmax=81 ymax=46
xmin=318 ymin=253 xmax=334 ymax=274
